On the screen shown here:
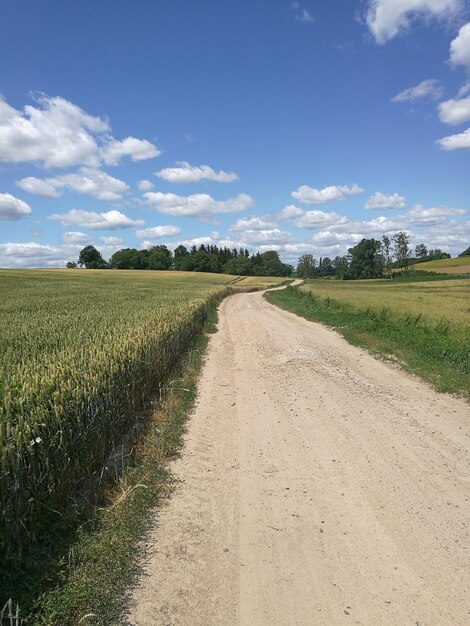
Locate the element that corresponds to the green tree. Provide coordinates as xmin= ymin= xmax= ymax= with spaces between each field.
xmin=381 ymin=235 xmax=392 ymax=278
xmin=347 ymin=238 xmax=384 ymax=279
xmin=393 ymin=231 xmax=411 ymax=272
xmin=415 ymin=243 xmax=428 ymax=258
xmin=78 ymin=245 xmax=107 ymax=269
xmin=458 ymin=246 xmax=470 ymax=257
xmin=224 ymin=255 xmax=253 ymax=275
xmin=296 ymin=254 xmax=317 ymax=278
xmin=66 ymin=261 xmax=77 ymax=269
xmin=147 ymin=245 xmax=172 ymax=270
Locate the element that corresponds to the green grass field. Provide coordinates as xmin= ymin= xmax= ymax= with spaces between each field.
xmin=0 ymin=269 xmax=286 ymax=600
xmin=414 ymin=255 xmax=470 ymax=274
xmin=298 ymin=277 xmax=470 ymax=327
xmin=266 ymin=276 xmax=470 ymax=399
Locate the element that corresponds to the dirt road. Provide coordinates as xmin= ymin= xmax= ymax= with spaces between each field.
xmin=127 ymin=288 xmax=470 ymax=625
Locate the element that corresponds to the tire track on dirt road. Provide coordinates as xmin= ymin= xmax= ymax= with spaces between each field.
xmin=126 ymin=287 xmax=470 ymax=626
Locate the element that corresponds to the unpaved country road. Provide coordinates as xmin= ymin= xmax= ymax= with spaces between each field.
xmin=127 ymin=288 xmax=470 ymax=626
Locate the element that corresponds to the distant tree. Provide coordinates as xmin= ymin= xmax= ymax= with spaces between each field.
xmin=148 ymin=245 xmax=172 ymax=270
xmin=458 ymin=246 xmax=470 ymax=257
xmin=78 ymin=245 xmax=107 ymax=269
xmin=333 ymin=256 xmax=349 ymax=279
xmin=224 ymin=255 xmax=253 ymax=275
xmin=381 ymin=235 xmax=392 ymax=278
xmin=393 ymin=231 xmax=411 ymax=272
xmin=66 ymin=261 xmax=77 ymax=269
xmin=347 ymin=238 xmax=384 ymax=279
xmin=174 ymin=245 xmax=190 ymax=270
xmin=296 ymin=254 xmax=317 ymax=278
xmin=415 ymin=243 xmax=428 ymax=258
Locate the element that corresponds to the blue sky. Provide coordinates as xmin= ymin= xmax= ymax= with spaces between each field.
xmin=1 ymin=0 xmax=470 ymax=267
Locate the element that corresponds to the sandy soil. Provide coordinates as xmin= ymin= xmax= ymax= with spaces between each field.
xmin=126 ymin=287 xmax=470 ymax=626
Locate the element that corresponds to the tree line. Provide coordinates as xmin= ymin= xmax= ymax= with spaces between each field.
xmin=296 ymin=232 xmax=454 ymax=280
xmin=69 ymin=244 xmax=294 ymax=277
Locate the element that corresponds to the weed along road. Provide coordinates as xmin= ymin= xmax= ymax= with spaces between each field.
xmin=127 ymin=287 xmax=470 ymax=626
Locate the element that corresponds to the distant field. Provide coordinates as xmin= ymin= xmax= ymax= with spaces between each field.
xmin=414 ymin=255 xmax=470 ymax=274
xmin=0 ymin=269 xmax=284 ymax=573
xmin=299 ymin=277 xmax=470 ymax=328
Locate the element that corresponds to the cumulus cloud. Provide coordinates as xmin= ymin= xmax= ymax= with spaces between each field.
xmin=239 ymin=229 xmax=294 ymax=246
xmin=450 ymin=22 xmax=470 ymax=69
xmin=280 ymin=205 xmax=348 ymax=229
xmin=155 ymin=161 xmax=239 ymax=184
xmin=366 ymin=0 xmax=462 ymax=44
xmin=0 ymin=94 xmax=160 ymax=169
xmin=61 ymin=231 xmax=90 ymax=245
xmin=17 ymin=168 xmax=129 ymax=201
xmin=438 ymin=96 xmax=470 ymax=125
xmin=101 ymin=137 xmax=160 ymax=166
xmin=48 ymin=208 xmax=144 ymax=230
xmin=437 ymin=127 xmax=470 ymax=150
xmin=229 ymin=216 xmax=277 ymax=231
xmin=391 ymin=79 xmax=443 ymax=102
xmin=135 ymin=225 xmax=181 ymax=239
xmin=405 ymin=204 xmax=468 ymax=225
xmin=100 ymin=235 xmax=124 ymax=246
xmin=0 ymin=192 xmax=32 ymax=220
xmin=365 ymin=192 xmax=406 ymax=210
xmin=291 ymin=183 xmax=363 ymax=205
xmin=137 ymin=179 xmax=154 ymax=191
xmin=144 ymin=192 xmax=254 ymax=218
xmin=0 ymin=242 xmax=65 ymax=268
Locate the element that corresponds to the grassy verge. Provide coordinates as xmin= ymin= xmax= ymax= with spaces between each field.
xmin=266 ymin=286 xmax=470 ymax=399
xmin=3 ymin=303 xmax=220 ymax=626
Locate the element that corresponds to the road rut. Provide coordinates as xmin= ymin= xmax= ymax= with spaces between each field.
xmin=127 ymin=288 xmax=470 ymax=625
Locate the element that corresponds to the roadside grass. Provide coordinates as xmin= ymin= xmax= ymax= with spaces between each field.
xmin=266 ymin=285 xmax=470 ymax=399
xmin=9 ymin=305 xmax=218 ymax=626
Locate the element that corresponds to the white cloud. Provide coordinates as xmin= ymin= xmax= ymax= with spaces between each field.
xmin=438 ymin=96 xmax=470 ymax=125
xmin=15 ymin=177 xmax=61 ymax=198
xmin=281 ymin=205 xmax=349 ymax=229
xmin=17 ymin=168 xmax=129 ymax=201
xmin=450 ymin=22 xmax=470 ymax=69
xmin=0 ymin=94 xmax=159 ymax=169
xmin=100 ymin=235 xmax=124 ymax=246
xmin=155 ymin=161 xmax=239 ymax=184
xmin=0 ymin=242 xmax=66 ymax=268
xmin=101 ymin=137 xmax=160 ymax=166
xmin=0 ymin=192 xmax=32 ymax=220
xmin=391 ymin=79 xmax=443 ymax=102
xmin=48 ymin=208 xmax=144 ymax=230
xmin=61 ymin=231 xmax=90 ymax=245
xmin=437 ymin=126 xmax=470 ymax=150
xmin=239 ymin=229 xmax=294 ymax=246
xmin=137 ymin=179 xmax=154 ymax=191
xmin=229 ymin=215 xmax=277 ymax=231
xmin=366 ymin=0 xmax=462 ymax=44
xmin=144 ymin=192 xmax=254 ymax=218
xmin=365 ymin=192 xmax=406 ymax=210
xmin=405 ymin=204 xmax=467 ymax=225
xmin=311 ymin=230 xmax=364 ymax=247
xmin=291 ymin=183 xmax=363 ymax=205
xmin=135 ymin=225 xmax=181 ymax=239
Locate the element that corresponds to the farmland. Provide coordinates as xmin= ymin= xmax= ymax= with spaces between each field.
xmin=414 ymin=254 xmax=470 ymax=274
xmin=266 ymin=276 xmax=470 ymax=397
xmin=0 ymin=269 xmax=286 ymax=584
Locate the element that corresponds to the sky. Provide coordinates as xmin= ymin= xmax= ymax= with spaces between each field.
xmin=1 ymin=0 xmax=470 ymax=268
